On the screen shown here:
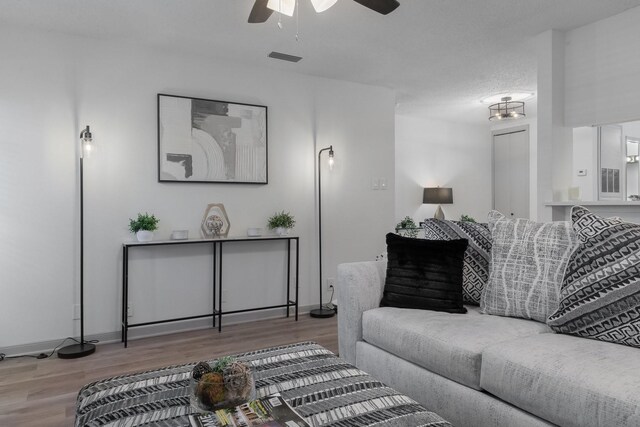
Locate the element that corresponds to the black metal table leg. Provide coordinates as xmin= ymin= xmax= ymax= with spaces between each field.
xmin=286 ymin=239 xmax=291 ymax=318
xmin=124 ymin=245 xmax=129 ymax=348
xmin=295 ymin=237 xmax=299 ymax=321
xmin=212 ymin=242 xmax=216 ymax=328
xmin=122 ymin=248 xmax=125 ymax=342
xmin=218 ymin=241 xmax=223 ymax=332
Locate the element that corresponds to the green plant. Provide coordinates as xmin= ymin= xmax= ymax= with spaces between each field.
xmin=211 ymin=356 xmax=234 ymax=373
xmin=267 ymin=211 xmax=296 ymax=230
xmin=128 ymin=212 xmax=160 ymax=233
xmin=460 ymin=214 xmax=477 ymax=223
xmin=395 ymin=216 xmax=418 ymax=238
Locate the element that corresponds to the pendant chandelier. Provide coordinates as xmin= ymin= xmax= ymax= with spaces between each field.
xmin=488 ymin=96 xmax=526 ymax=121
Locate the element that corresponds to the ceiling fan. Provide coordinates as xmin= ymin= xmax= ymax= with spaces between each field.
xmin=248 ymin=0 xmax=400 ymax=23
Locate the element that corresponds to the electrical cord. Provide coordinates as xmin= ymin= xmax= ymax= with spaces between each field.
xmin=0 ymin=337 xmax=99 ymax=362
xmin=323 ymin=285 xmax=337 ymax=312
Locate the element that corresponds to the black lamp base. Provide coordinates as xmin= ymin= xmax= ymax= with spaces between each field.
xmin=57 ymin=342 xmax=96 ymax=359
xmin=310 ymin=308 xmax=336 ymax=318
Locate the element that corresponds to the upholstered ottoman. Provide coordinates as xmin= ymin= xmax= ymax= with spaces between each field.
xmin=75 ymin=342 xmax=451 ymax=426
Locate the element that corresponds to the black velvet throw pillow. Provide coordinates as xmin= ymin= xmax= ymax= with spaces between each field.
xmin=380 ymin=233 xmax=468 ymax=313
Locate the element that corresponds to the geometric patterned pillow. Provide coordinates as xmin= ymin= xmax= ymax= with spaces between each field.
xmin=547 ymin=206 xmax=640 ymax=348
xmin=481 ymin=211 xmax=579 ymax=322
xmin=423 ymin=218 xmax=491 ymax=305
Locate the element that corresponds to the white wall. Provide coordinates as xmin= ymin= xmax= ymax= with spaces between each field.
xmin=572 ymin=127 xmax=598 ymax=201
xmin=565 ymin=5 xmax=640 ymax=127
xmin=539 ymin=5 xmax=640 ymax=214
xmin=535 ymin=30 xmax=574 ymax=221
xmin=0 ymin=25 xmax=395 ymax=348
xmin=395 ymin=115 xmax=492 ymax=224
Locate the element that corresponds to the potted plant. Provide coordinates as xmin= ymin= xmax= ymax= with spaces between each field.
xmin=395 ymin=216 xmax=419 ymax=238
xmin=267 ymin=211 xmax=296 ymax=236
xmin=129 ymin=212 xmax=160 ymax=242
xmin=460 ymin=214 xmax=477 ymax=223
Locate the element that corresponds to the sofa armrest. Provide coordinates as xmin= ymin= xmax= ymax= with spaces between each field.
xmin=336 ymin=260 xmax=386 ymax=365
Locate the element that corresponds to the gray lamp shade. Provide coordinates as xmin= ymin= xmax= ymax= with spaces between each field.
xmin=423 ymin=187 xmax=453 ymax=204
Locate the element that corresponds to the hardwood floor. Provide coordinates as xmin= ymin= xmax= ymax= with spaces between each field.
xmin=0 ymin=315 xmax=338 ymax=427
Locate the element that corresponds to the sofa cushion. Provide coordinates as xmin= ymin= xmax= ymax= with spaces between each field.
xmin=481 ymin=210 xmax=579 ymax=322
xmin=361 ymin=306 xmax=551 ymax=390
xmin=356 ymin=341 xmax=554 ymax=427
xmin=548 ymin=206 xmax=640 ymax=348
xmin=480 ymin=333 xmax=640 ymax=427
xmin=380 ymin=233 xmax=468 ymax=313
xmin=423 ymin=219 xmax=492 ymax=305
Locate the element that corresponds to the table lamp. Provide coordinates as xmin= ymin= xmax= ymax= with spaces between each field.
xmin=423 ymin=187 xmax=453 ymax=220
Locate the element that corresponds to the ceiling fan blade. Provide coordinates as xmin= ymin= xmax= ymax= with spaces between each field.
xmin=267 ymin=0 xmax=295 ymax=16
xmin=248 ymin=0 xmax=274 ymax=23
xmin=310 ymin=0 xmax=338 ymax=13
xmin=352 ymin=0 xmax=400 ymax=15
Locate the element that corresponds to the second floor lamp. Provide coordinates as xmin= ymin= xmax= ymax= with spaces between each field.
xmin=310 ymin=146 xmax=336 ymax=319
xmin=58 ymin=126 xmax=97 ymax=359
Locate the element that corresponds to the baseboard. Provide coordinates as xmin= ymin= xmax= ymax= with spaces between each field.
xmin=2 ymin=304 xmax=318 ymax=357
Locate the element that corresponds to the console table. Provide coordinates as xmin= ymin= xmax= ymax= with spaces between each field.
xmin=121 ymin=235 xmax=299 ymax=347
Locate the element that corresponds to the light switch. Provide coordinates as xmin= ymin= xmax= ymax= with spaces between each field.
xmin=577 ymin=169 xmax=587 ymax=176
xmin=372 ymin=178 xmax=380 ymax=190
xmin=380 ymin=178 xmax=388 ymax=190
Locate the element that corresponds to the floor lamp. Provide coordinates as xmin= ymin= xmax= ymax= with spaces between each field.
xmin=310 ymin=146 xmax=336 ymax=319
xmin=58 ymin=126 xmax=97 ymax=359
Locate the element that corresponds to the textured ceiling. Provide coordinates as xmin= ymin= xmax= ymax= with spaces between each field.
xmin=2 ymin=0 xmax=640 ymax=123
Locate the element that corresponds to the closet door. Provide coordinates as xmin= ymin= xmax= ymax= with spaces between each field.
xmin=493 ymin=128 xmax=529 ymax=219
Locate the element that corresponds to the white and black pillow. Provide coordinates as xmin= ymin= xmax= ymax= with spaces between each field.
xmin=423 ymin=219 xmax=491 ymax=305
xmin=547 ymin=206 xmax=640 ymax=348
xmin=481 ymin=211 xmax=579 ymax=322
xmin=381 ymin=233 xmax=468 ymax=313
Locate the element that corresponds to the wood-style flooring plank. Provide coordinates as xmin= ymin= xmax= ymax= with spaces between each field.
xmin=0 ymin=314 xmax=337 ymax=427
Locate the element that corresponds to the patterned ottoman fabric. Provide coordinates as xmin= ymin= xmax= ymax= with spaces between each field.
xmin=75 ymin=342 xmax=451 ymax=427
xmin=548 ymin=206 xmax=640 ymax=348
xmin=423 ymin=219 xmax=492 ymax=305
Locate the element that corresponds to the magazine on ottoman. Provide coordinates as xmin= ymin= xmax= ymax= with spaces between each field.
xmin=189 ymin=393 xmax=309 ymax=427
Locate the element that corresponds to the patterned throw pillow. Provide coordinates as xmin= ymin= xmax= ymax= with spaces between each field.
xmin=381 ymin=233 xmax=468 ymax=313
xmin=423 ymin=219 xmax=491 ymax=305
xmin=547 ymin=206 xmax=640 ymax=348
xmin=481 ymin=211 xmax=579 ymax=322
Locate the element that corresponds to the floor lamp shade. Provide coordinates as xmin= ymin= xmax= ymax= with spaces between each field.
xmin=423 ymin=187 xmax=453 ymax=221
xmin=310 ymin=146 xmax=336 ymax=319
xmin=58 ymin=126 xmax=96 ymax=359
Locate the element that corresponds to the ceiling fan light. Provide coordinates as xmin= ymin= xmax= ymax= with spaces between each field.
xmin=267 ymin=0 xmax=295 ymax=16
xmin=310 ymin=0 xmax=338 ymax=12
xmin=488 ymin=96 xmax=526 ymax=121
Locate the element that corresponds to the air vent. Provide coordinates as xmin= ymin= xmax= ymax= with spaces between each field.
xmin=268 ymin=51 xmax=302 ymax=63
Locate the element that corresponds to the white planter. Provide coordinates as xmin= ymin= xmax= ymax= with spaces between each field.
xmin=136 ymin=230 xmax=154 ymax=242
xmin=275 ymin=227 xmax=289 ymax=236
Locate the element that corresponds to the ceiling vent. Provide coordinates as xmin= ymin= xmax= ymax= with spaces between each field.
xmin=268 ymin=51 xmax=302 ymax=63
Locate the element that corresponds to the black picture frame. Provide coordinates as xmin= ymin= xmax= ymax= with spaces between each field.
xmin=157 ymin=93 xmax=268 ymax=184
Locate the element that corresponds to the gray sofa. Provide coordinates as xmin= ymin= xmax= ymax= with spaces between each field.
xmin=337 ymin=260 xmax=640 ymax=427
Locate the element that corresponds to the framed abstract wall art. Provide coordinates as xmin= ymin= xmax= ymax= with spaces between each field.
xmin=158 ymin=94 xmax=268 ymax=184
